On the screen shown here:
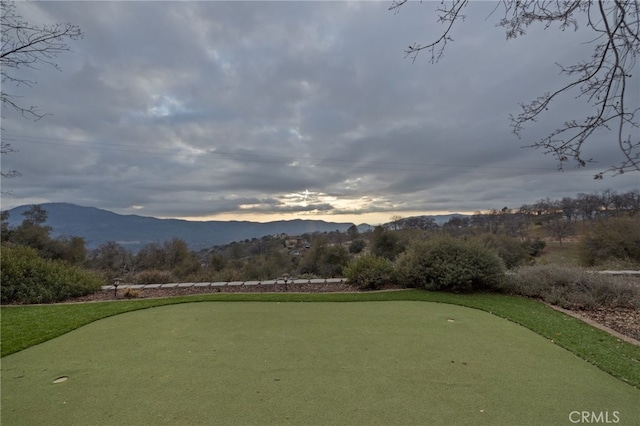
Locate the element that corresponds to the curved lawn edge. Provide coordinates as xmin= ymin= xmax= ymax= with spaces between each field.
xmin=2 ymin=290 xmax=639 ymax=389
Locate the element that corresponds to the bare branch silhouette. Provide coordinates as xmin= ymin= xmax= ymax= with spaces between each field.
xmin=393 ymin=0 xmax=639 ymax=177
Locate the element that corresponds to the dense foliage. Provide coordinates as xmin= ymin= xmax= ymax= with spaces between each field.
xmin=343 ymin=255 xmax=395 ymax=290
xmin=579 ymin=217 xmax=640 ymax=266
xmin=394 ymin=236 xmax=505 ymax=292
xmin=472 ymin=233 xmax=533 ymax=269
xmin=298 ymin=236 xmax=349 ymax=277
xmin=348 ymin=239 xmax=366 ymax=254
xmin=1 ymin=245 xmax=104 ymax=304
xmin=369 ymin=226 xmax=405 ymax=260
xmin=1 ymin=205 xmax=87 ymax=264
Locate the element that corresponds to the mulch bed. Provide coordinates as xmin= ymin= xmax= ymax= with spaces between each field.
xmin=567 ymin=307 xmax=640 ymax=343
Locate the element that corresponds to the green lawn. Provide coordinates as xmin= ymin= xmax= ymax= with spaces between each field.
xmin=2 ymin=301 xmax=639 ymax=425
xmin=3 ymin=291 xmax=639 ymax=389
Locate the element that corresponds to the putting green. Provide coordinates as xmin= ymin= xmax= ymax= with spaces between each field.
xmin=2 ymin=302 xmax=639 ymax=425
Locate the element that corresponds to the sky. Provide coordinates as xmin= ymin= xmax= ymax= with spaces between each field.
xmin=1 ymin=1 xmax=638 ymax=225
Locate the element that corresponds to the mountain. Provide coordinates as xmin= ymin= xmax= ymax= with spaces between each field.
xmin=5 ymin=203 xmax=360 ymax=251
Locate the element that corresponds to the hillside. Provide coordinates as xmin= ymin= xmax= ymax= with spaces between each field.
xmin=5 ymin=203 xmax=360 ymax=251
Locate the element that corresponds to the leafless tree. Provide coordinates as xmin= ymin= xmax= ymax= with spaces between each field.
xmin=544 ymin=212 xmax=575 ymax=244
xmin=0 ymin=141 xmax=19 ymax=180
xmin=390 ymin=0 xmax=639 ymax=177
xmin=388 ymin=214 xmax=404 ymax=230
xmin=1 ymin=0 xmax=82 ymax=182
xmin=1 ymin=0 xmax=82 ymax=119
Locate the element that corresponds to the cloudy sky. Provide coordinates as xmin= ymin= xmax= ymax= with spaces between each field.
xmin=2 ymin=1 xmax=638 ymax=225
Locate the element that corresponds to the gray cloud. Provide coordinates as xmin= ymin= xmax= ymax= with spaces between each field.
xmin=2 ymin=1 xmax=638 ymax=223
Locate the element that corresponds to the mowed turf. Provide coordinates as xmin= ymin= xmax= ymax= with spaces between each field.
xmin=2 ymin=301 xmax=639 ymax=425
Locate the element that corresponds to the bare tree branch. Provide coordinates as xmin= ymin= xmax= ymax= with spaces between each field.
xmin=393 ymin=0 xmax=470 ymax=63
xmin=1 ymin=140 xmax=20 ymax=186
xmin=1 ymin=0 xmax=83 ymax=120
xmin=393 ymin=0 xmax=640 ymax=177
xmin=0 ymin=0 xmax=82 ymax=183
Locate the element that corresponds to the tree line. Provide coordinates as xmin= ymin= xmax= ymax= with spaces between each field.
xmin=2 ymin=189 xmax=638 ymax=290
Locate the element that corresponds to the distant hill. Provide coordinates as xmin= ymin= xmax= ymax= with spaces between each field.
xmin=5 ymin=203 xmax=360 ymax=251
xmin=404 ymin=214 xmax=469 ymax=227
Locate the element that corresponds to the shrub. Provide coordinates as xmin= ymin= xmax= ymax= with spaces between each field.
xmin=348 ymin=239 xmax=366 ymax=254
xmin=370 ymin=226 xmax=404 ymax=260
xmin=298 ymin=238 xmax=349 ymax=277
xmin=579 ymin=217 xmax=640 ymax=266
xmin=504 ymin=264 xmax=640 ymax=309
xmin=121 ymin=288 xmax=141 ymax=299
xmin=528 ymin=238 xmax=546 ymax=257
xmin=472 ymin=233 xmax=530 ymax=269
xmin=394 ymin=236 xmax=505 ymax=292
xmin=241 ymin=251 xmax=291 ymax=280
xmin=1 ymin=245 xmax=104 ymax=304
xmin=343 ymin=255 xmax=395 ymax=290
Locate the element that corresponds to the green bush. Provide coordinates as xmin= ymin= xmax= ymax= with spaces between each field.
xmin=240 ymin=250 xmax=291 ymax=280
xmin=343 ymin=255 xmax=395 ymax=290
xmin=348 ymin=239 xmax=366 ymax=254
xmin=1 ymin=245 xmax=104 ymax=304
xmin=472 ymin=233 xmax=530 ymax=269
xmin=471 ymin=234 xmax=546 ymax=268
xmin=298 ymin=238 xmax=349 ymax=277
xmin=394 ymin=236 xmax=505 ymax=292
xmin=503 ymin=264 xmax=640 ymax=309
xmin=370 ymin=226 xmax=404 ymax=260
xmin=528 ymin=238 xmax=546 ymax=257
xmin=579 ymin=217 xmax=640 ymax=266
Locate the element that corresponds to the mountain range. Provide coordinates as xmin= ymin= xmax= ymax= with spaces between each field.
xmin=4 ymin=203 xmax=367 ymax=251
xmin=5 ymin=203 xmax=468 ymax=251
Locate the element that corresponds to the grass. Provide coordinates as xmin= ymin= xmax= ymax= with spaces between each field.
xmin=538 ymin=241 xmax=581 ymax=267
xmin=2 ymin=291 xmax=639 ymax=390
xmin=2 ymin=301 xmax=639 ymax=425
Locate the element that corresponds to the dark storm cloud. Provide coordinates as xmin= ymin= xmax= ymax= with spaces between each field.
xmin=1 ymin=1 xmax=637 ymax=221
